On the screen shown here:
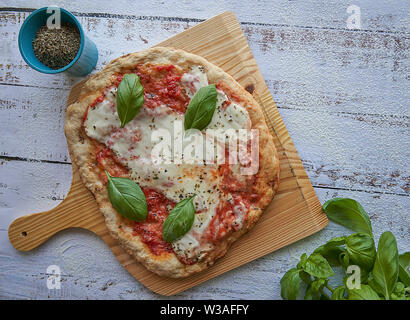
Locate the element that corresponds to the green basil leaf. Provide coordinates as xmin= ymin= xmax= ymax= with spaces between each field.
xmin=297 ymin=253 xmax=308 ymax=269
xmin=372 ymin=231 xmax=399 ymax=300
xmin=339 ymin=251 xmax=350 ymax=269
xmin=313 ymin=236 xmax=346 ymax=267
xmin=315 ymin=246 xmax=346 ymax=267
xmin=320 ymin=293 xmax=331 ymax=300
xmin=280 ymin=268 xmax=301 ymax=300
xmin=163 ymin=195 xmax=196 ymax=242
xmin=304 ymin=278 xmax=327 ymax=300
xmin=323 ymin=236 xmax=347 ymax=246
xmin=345 ymin=233 xmax=376 ymax=271
xmin=332 ymin=285 xmax=347 ymax=300
xmin=398 ymin=252 xmax=410 ymax=287
xmin=348 ymin=284 xmax=381 ymax=300
xmin=302 ymin=253 xmax=335 ymax=278
xmin=367 ymin=272 xmax=383 ymax=296
xmin=299 ymin=270 xmax=312 ymax=284
xmin=311 ymin=278 xmax=326 ymax=293
xmin=117 ymin=74 xmax=144 ymax=128
xmin=184 ymin=84 xmax=217 ymax=130
xmin=105 ymin=171 xmax=147 ymax=221
xmin=391 ymin=282 xmax=406 ymax=300
xmin=296 ymin=254 xmax=313 ymax=284
xmin=304 ymin=282 xmax=321 ymax=300
xmin=360 ymin=269 xmax=370 ymax=284
xmin=322 ymin=198 xmax=373 ymax=236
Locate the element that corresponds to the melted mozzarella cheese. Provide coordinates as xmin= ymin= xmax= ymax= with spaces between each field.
xmin=181 ymin=65 xmax=208 ymax=98
xmin=207 ymin=90 xmax=252 ymax=131
xmin=84 ymin=66 xmax=252 ymax=261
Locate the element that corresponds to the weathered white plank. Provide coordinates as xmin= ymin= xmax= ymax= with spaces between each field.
xmin=2 ymin=0 xmax=409 ymax=32
xmin=0 ymin=160 xmax=408 ymax=299
xmin=0 ymin=159 xmax=71 ymax=212
xmin=1 ymin=10 xmax=409 ymax=119
xmin=282 ymin=108 xmax=409 ymax=196
xmin=0 ymin=86 xmax=70 ymax=162
xmin=1 ymin=84 xmax=408 ymax=196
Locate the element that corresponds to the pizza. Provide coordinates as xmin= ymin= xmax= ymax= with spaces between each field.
xmin=64 ymin=47 xmax=279 ymax=278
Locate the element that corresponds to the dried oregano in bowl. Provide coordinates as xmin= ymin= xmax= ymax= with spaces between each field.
xmin=32 ymin=23 xmax=81 ymax=70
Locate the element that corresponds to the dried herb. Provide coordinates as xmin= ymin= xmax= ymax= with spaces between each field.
xmin=32 ymin=23 xmax=81 ymax=69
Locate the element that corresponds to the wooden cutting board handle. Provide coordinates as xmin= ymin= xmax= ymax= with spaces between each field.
xmin=8 ymin=166 xmax=104 ymax=252
xmin=9 ymin=203 xmax=81 ymax=252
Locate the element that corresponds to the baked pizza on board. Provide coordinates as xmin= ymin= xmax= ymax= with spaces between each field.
xmin=65 ymin=47 xmax=279 ymax=278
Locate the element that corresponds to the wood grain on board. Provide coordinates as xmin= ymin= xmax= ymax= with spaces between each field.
xmin=9 ymin=11 xmax=329 ymax=295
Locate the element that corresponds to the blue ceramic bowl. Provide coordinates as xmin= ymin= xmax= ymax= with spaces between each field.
xmin=18 ymin=7 xmax=98 ymax=76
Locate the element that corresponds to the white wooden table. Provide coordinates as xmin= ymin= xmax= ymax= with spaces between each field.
xmin=0 ymin=0 xmax=408 ymax=299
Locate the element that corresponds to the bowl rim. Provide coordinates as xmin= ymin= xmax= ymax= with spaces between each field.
xmin=18 ymin=7 xmax=85 ymax=74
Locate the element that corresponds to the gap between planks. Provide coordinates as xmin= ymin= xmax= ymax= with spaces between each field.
xmin=1 ymin=7 xmax=409 ymax=36
xmin=1 ymin=155 xmax=408 ymax=198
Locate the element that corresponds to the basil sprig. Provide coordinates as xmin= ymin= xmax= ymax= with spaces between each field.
xmin=184 ymin=84 xmax=217 ymax=130
xmin=281 ymin=252 xmax=334 ymax=300
xmin=280 ymin=198 xmax=409 ymax=300
xmin=105 ymin=171 xmax=147 ymax=221
xmin=163 ymin=195 xmax=196 ymax=243
xmin=117 ymin=74 xmax=144 ymax=128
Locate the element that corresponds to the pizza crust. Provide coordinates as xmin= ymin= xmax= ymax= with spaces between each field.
xmin=65 ymin=47 xmax=279 ymax=278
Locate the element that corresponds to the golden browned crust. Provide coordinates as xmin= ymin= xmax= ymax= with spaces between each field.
xmin=64 ymin=47 xmax=279 ymax=278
